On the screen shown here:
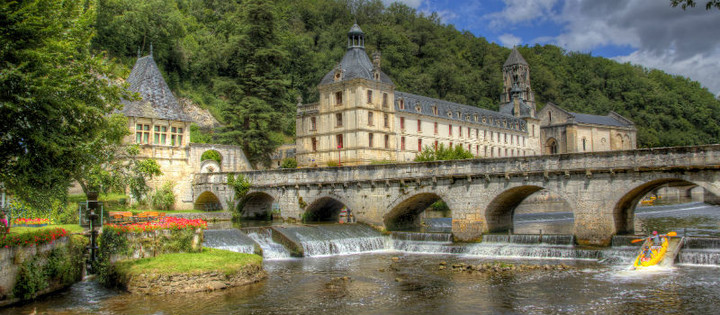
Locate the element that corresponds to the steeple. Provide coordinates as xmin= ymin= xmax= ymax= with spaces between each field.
xmin=347 ymin=23 xmax=365 ymax=49
xmin=501 ymin=47 xmax=535 ymax=111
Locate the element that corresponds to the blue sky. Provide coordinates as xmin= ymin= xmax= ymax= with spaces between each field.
xmin=384 ymin=0 xmax=720 ymax=96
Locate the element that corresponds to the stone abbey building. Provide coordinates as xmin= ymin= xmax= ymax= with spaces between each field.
xmin=295 ymin=24 xmax=636 ymax=166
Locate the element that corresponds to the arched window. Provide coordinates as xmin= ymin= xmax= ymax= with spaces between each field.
xmin=546 ymin=138 xmax=558 ymax=155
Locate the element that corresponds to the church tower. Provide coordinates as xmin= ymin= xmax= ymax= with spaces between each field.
xmin=501 ymin=47 xmax=535 ymax=111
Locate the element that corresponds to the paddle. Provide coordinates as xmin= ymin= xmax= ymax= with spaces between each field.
xmin=630 ymin=231 xmax=677 ymax=243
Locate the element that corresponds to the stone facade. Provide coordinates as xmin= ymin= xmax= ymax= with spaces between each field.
xmin=295 ymin=25 xmax=635 ymax=167
xmin=195 ymin=145 xmax=720 ymax=246
xmin=537 ymin=103 xmax=636 ymax=154
xmin=119 ymin=54 xmax=252 ymax=209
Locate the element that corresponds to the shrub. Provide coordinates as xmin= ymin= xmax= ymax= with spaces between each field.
xmin=280 ymin=157 xmax=297 ymax=168
xmin=151 ymin=182 xmax=176 ymax=210
xmin=0 ymin=228 xmax=68 ymax=248
xmin=326 ymin=160 xmax=339 ymax=167
xmin=200 ymin=150 xmax=222 ymax=163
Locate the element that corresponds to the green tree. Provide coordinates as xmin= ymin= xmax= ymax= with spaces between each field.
xmin=124 ymin=146 xmax=162 ymax=204
xmin=414 ymin=144 xmax=475 ymax=162
xmin=216 ymin=0 xmax=291 ymax=167
xmin=0 ymin=0 xmax=130 ymax=208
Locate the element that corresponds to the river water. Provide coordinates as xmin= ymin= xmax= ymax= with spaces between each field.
xmin=2 ymin=202 xmax=719 ymax=314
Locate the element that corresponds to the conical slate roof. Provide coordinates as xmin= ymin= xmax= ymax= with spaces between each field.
xmin=503 ymin=47 xmax=528 ymax=67
xmin=319 ymin=24 xmax=394 ymax=85
xmin=348 ymin=23 xmax=364 ymax=35
xmin=120 ymin=55 xmax=191 ymax=121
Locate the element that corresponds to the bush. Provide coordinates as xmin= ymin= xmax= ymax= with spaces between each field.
xmin=326 ymin=160 xmax=339 ymax=167
xmin=200 ymin=150 xmax=222 ymax=163
xmin=151 ymin=182 xmax=176 ymax=211
xmin=280 ymin=157 xmax=297 ymax=168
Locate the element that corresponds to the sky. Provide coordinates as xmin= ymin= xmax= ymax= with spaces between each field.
xmin=382 ymin=0 xmax=720 ymax=97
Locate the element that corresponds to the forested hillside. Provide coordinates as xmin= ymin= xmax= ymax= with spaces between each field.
xmin=93 ymin=0 xmax=720 ymax=164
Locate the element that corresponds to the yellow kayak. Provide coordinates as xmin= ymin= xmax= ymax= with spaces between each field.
xmin=633 ymin=238 xmax=669 ymax=269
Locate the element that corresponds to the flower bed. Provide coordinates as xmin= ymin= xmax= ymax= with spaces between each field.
xmin=0 ymin=228 xmax=68 ymax=248
xmin=13 ymin=218 xmax=51 ymax=227
xmin=103 ymin=217 xmax=207 ymax=234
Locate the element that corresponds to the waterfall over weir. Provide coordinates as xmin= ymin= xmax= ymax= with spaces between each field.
xmin=677 ymin=237 xmax=720 ymax=266
xmin=242 ymin=228 xmax=292 ymax=260
xmin=273 ymin=224 xmax=387 ymax=257
xmin=203 ymin=229 xmax=256 ymax=254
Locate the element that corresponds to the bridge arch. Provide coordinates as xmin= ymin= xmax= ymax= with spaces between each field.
xmin=240 ymin=191 xmax=275 ymax=219
xmin=303 ymin=195 xmax=349 ymax=223
xmin=384 ymin=192 xmax=449 ymax=231
xmin=612 ymin=177 xmax=717 ymax=234
xmin=485 ymin=185 xmax=574 ymax=233
xmin=194 ymin=191 xmax=222 ymax=211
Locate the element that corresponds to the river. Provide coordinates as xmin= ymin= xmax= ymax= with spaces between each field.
xmin=2 ymin=202 xmax=719 ymax=314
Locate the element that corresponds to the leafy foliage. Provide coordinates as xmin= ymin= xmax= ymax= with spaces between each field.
xmin=280 ymin=158 xmax=298 ymax=169
xmin=200 ymin=150 xmax=223 ymax=164
xmin=227 ymin=174 xmax=252 ymax=201
xmin=151 ymin=182 xmax=176 ymax=210
xmin=415 ymin=144 xmax=475 ymax=162
xmin=125 ymin=146 xmax=163 ymax=204
xmin=0 ymin=0 xmax=132 ymax=208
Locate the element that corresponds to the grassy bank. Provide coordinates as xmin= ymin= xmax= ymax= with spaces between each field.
xmin=115 ymin=248 xmax=262 ymax=276
xmin=11 ymin=224 xmax=85 ymax=235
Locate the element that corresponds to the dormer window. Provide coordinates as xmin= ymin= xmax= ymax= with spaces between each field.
xmin=474 ymin=114 xmax=478 ymax=122
xmin=447 ymin=111 xmax=453 ymax=118
xmin=415 ymin=105 xmax=421 ymax=112
xmin=399 ymin=99 xmax=405 ymax=110
xmin=374 ymin=72 xmax=380 ymax=80
xmin=432 ymin=106 xmax=438 ymax=115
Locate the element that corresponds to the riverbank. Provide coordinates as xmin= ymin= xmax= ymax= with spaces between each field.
xmin=109 ymin=248 xmax=265 ymax=295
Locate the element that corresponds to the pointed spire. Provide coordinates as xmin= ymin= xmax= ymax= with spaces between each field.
xmin=504 ymin=47 xmax=528 ymax=67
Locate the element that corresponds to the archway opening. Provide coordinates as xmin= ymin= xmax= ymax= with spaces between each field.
xmin=545 ymin=138 xmax=558 ymax=155
xmin=615 ymin=179 xmax=720 ymax=237
xmin=485 ymin=186 xmax=547 ymax=233
xmin=201 ymin=150 xmax=223 ymax=163
xmin=513 ymin=189 xmax=574 ymax=235
xmin=303 ymin=197 xmax=348 ymax=223
xmin=384 ymin=193 xmax=450 ymax=232
xmin=240 ymin=192 xmax=275 ymax=220
xmin=194 ymin=191 xmax=221 ymax=211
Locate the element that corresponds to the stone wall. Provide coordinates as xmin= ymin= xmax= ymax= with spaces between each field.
xmin=0 ymin=236 xmax=86 ymax=307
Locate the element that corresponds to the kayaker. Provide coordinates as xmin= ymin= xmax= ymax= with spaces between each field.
xmin=651 ymin=231 xmax=663 ymax=248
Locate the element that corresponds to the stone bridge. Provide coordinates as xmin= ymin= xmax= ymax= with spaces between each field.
xmin=193 ymin=145 xmax=720 ymax=246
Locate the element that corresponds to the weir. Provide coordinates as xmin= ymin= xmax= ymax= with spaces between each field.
xmin=677 ymin=237 xmax=720 ymax=266
xmin=241 ymin=228 xmax=292 ymax=260
xmin=272 ymin=224 xmax=387 ymax=257
xmin=203 ymin=229 xmax=259 ymax=254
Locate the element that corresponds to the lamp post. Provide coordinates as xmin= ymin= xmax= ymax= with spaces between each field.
xmin=338 ymin=145 xmax=342 ymax=166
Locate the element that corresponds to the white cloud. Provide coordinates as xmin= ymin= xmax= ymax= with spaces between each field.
xmin=498 ymin=33 xmax=522 ymax=47
xmin=485 ymin=0 xmax=558 ymax=28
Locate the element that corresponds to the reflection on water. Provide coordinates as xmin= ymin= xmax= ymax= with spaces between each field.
xmin=3 ymin=254 xmax=719 ymax=315
xmin=635 ymin=202 xmax=720 ymax=237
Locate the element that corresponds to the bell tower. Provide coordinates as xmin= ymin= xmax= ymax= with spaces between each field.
xmin=501 ymin=47 xmax=535 ymax=111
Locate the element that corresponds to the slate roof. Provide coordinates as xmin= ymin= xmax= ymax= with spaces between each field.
xmin=504 ymin=47 xmax=528 ymax=67
xmin=320 ymin=25 xmax=394 ymax=86
xmin=120 ymin=55 xmax=191 ymax=122
xmin=395 ymin=92 xmax=526 ymax=132
xmin=570 ymin=112 xmax=631 ymax=127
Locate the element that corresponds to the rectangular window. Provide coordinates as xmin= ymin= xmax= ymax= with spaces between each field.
xmin=484 ymin=130 xmax=487 ymax=140
xmin=449 ymin=124 xmax=453 ymax=136
xmin=177 ymin=127 xmax=183 ymax=146
xmin=400 ymin=117 xmax=405 ymax=130
xmin=311 ymin=137 xmax=317 ymax=152
xmin=369 ymin=133 xmax=374 ymax=147
xmin=434 ymin=122 xmax=438 ymax=135
xmin=459 ymin=126 xmax=462 ymax=138
xmin=418 ymin=139 xmax=422 ymax=151
xmin=401 ymin=137 xmax=406 ymax=150
xmin=336 ymin=113 xmax=343 ymax=127
xmin=311 ymin=117 xmax=317 ymax=130
xmin=384 ymin=114 xmax=389 ymax=128
xmin=468 ymin=127 xmax=471 ymax=138
xmin=136 ymin=124 xmax=142 ymax=143
xmin=384 ymin=135 xmax=389 ymax=149
xmin=154 ymin=126 xmax=160 ymax=144
xmin=476 ymin=145 xmax=480 ymax=155
xmin=335 ymin=91 xmax=343 ymax=105
xmin=368 ymin=112 xmax=374 ymax=126
xmin=337 ymin=134 xmax=344 ymax=149
xmin=169 ymin=126 xmax=183 ymax=146
xmin=160 ymin=126 xmax=167 ymax=145
xmin=504 ymin=134 xmax=508 ymax=144
xmin=511 ymin=135 xmax=514 ymax=145
xmin=476 ymin=129 xmax=479 ymax=139
xmin=468 ymin=144 xmax=471 ymax=151
xmin=417 ymin=119 xmax=421 ymax=132
xmin=136 ymin=124 xmax=149 ymax=144
xmin=382 ymin=93 xmax=388 ymax=107
xmin=367 ymin=90 xmax=373 ymax=103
